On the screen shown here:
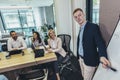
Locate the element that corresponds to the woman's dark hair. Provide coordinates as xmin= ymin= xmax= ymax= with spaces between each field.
xmin=33 ymin=31 xmax=41 ymax=43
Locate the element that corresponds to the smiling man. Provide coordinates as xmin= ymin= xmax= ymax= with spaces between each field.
xmin=73 ymin=8 xmax=110 ymax=80
xmin=7 ymin=31 xmax=27 ymax=51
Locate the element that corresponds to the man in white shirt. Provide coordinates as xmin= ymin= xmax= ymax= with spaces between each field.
xmin=7 ymin=31 xmax=27 ymax=51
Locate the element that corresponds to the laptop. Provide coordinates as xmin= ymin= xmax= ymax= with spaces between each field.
xmin=33 ymin=49 xmax=44 ymax=58
xmin=31 ymin=44 xmax=45 ymax=58
xmin=9 ymin=49 xmax=22 ymax=56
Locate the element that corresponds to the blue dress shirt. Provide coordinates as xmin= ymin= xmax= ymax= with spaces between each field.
xmin=79 ymin=22 xmax=87 ymax=57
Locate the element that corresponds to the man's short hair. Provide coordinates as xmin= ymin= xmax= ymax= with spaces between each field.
xmin=73 ymin=8 xmax=83 ymax=15
xmin=10 ymin=31 xmax=15 ymax=35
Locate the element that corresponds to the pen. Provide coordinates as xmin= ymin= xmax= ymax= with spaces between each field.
xmin=100 ymin=62 xmax=117 ymax=72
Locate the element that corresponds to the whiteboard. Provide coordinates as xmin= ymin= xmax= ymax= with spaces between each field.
xmin=93 ymin=19 xmax=120 ymax=80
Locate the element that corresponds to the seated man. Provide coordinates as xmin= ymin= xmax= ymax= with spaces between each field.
xmin=7 ymin=31 xmax=27 ymax=51
xmin=7 ymin=31 xmax=27 ymax=79
xmin=0 ymin=75 xmax=8 ymax=80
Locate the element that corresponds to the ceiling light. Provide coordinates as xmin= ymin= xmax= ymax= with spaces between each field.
xmin=0 ymin=6 xmax=32 ymax=10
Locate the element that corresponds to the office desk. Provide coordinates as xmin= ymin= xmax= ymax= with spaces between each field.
xmin=35 ymin=52 xmax=57 ymax=65
xmin=0 ymin=48 xmax=57 ymax=73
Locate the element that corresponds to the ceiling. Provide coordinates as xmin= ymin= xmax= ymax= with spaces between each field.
xmin=0 ymin=0 xmax=53 ymax=7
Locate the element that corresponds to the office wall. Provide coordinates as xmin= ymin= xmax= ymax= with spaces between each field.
xmin=54 ymin=0 xmax=72 ymax=35
xmin=100 ymin=0 xmax=120 ymax=45
xmin=54 ymin=0 xmax=73 ymax=52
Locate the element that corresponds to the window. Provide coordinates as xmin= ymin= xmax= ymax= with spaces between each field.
xmin=1 ymin=9 xmax=36 ymax=36
xmin=19 ymin=10 xmax=35 ymax=27
xmin=86 ymin=0 xmax=100 ymax=24
xmin=2 ymin=10 xmax=21 ymax=28
xmin=92 ymin=0 xmax=100 ymax=24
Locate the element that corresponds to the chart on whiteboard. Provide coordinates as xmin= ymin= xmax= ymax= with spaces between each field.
xmin=93 ymin=19 xmax=120 ymax=80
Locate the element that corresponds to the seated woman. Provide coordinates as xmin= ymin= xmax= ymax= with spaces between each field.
xmin=32 ymin=31 xmax=60 ymax=80
xmin=32 ymin=31 xmax=45 ymax=49
xmin=47 ymin=29 xmax=68 ymax=80
xmin=47 ymin=29 xmax=67 ymax=61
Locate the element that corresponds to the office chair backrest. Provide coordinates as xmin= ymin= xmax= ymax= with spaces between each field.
xmin=18 ymin=69 xmax=45 ymax=80
xmin=57 ymin=34 xmax=71 ymax=52
xmin=2 ymin=44 xmax=8 ymax=51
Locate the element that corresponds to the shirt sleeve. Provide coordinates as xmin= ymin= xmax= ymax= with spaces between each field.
xmin=94 ymin=25 xmax=108 ymax=58
xmin=41 ymin=39 xmax=45 ymax=46
xmin=18 ymin=37 xmax=27 ymax=50
xmin=7 ymin=38 xmax=12 ymax=51
xmin=53 ymin=38 xmax=62 ymax=52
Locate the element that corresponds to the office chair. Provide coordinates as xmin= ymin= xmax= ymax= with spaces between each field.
xmin=58 ymin=51 xmax=83 ymax=80
xmin=57 ymin=34 xmax=83 ymax=80
xmin=57 ymin=34 xmax=72 ymax=75
xmin=16 ymin=69 xmax=48 ymax=80
xmin=2 ymin=44 xmax=8 ymax=51
xmin=57 ymin=34 xmax=71 ymax=52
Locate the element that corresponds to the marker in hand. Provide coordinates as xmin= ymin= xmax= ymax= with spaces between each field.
xmin=100 ymin=62 xmax=117 ymax=72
